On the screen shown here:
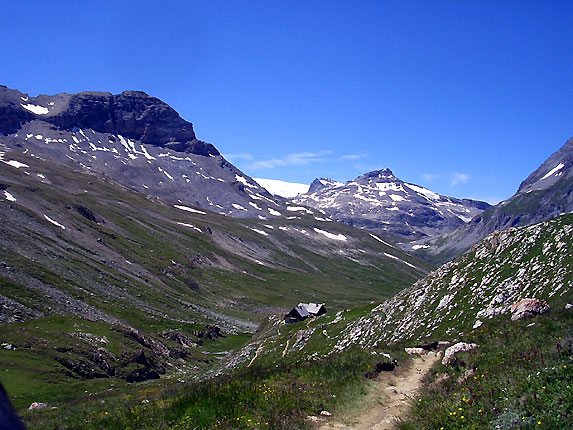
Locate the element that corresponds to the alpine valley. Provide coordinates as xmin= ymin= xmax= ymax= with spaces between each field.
xmin=0 ymin=85 xmax=571 ymax=430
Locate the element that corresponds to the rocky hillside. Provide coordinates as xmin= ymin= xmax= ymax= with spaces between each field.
xmin=415 ymin=137 xmax=573 ymax=263
xmin=0 ymin=85 xmax=292 ymax=218
xmin=292 ymin=169 xmax=489 ymax=244
xmin=215 ymin=213 xmax=572 ymax=373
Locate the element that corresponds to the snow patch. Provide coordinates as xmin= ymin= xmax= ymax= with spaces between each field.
xmin=3 ymin=191 xmax=16 ymax=202
xmin=314 ymin=228 xmax=347 ymax=241
xmin=173 ymin=205 xmax=206 ymax=215
xmin=368 ymin=233 xmax=393 ymax=247
xmin=232 ymin=203 xmax=247 ymax=211
xmin=389 ymin=194 xmax=405 ymax=202
xmin=286 ymin=206 xmax=311 ymax=213
xmin=177 ymin=222 xmax=202 ymax=233
xmin=268 ymin=208 xmax=281 ymax=216
xmin=382 ymin=252 xmax=417 ymax=269
xmin=248 ymin=202 xmax=262 ymax=211
xmin=235 ymin=174 xmax=253 ymax=187
xmin=540 ymin=163 xmax=564 ymax=180
xmin=44 ymin=215 xmax=65 ymax=230
xmin=249 ymin=228 xmax=268 ymax=236
xmin=21 ymin=104 xmax=49 ymax=115
xmin=2 ymin=160 xmax=29 ymax=169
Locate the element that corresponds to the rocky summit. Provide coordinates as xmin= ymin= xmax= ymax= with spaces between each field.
xmin=416 ymin=137 xmax=573 ymax=263
xmin=0 ymin=85 xmax=288 ymax=219
xmin=293 ymin=168 xmax=490 ymax=245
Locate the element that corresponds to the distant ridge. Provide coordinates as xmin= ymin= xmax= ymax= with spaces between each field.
xmin=293 ymin=168 xmax=490 ymax=245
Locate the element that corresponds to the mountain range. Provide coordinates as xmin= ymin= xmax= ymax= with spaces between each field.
xmin=292 ymin=169 xmax=490 ymax=245
xmin=0 ymin=85 xmax=290 ymax=220
xmin=258 ymin=138 xmax=573 ymax=264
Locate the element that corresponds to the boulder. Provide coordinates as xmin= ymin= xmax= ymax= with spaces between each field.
xmin=28 ymin=402 xmax=48 ymax=410
xmin=404 ymin=347 xmax=425 ymax=355
xmin=442 ymin=342 xmax=478 ymax=366
xmin=510 ymin=298 xmax=550 ymax=321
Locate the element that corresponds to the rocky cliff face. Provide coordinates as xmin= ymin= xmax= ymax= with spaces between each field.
xmin=0 ymin=85 xmax=285 ymax=218
xmin=293 ymin=168 xmax=489 ymax=245
xmin=1 ymin=86 xmax=213 ymax=153
xmin=417 ymin=137 xmax=573 ymax=263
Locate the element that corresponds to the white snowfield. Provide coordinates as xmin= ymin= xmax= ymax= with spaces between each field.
xmin=253 ymin=178 xmax=310 ymax=198
xmin=405 ymin=183 xmax=440 ymax=200
xmin=21 ymin=103 xmax=49 ymax=115
xmin=314 ymin=228 xmax=347 ymax=241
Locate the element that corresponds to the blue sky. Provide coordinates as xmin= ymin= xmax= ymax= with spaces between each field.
xmin=3 ymin=1 xmax=572 ymax=203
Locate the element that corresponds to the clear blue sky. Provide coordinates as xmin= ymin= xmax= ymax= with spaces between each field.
xmin=3 ymin=1 xmax=572 ymax=203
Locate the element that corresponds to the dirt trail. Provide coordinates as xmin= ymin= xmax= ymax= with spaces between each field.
xmin=318 ymin=353 xmax=439 ymax=430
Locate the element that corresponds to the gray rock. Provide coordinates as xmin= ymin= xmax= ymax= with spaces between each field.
xmin=442 ymin=342 xmax=478 ymax=366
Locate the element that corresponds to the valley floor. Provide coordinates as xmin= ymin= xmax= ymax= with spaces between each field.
xmin=318 ymin=353 xmax=439 ymax=430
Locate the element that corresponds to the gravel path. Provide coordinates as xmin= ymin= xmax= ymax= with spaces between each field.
xmin=318 ymin=353 xmax=439 ymax=430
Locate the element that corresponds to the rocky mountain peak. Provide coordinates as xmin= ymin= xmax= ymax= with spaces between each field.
xmin=308 ymin=177 xmax=338 ymax=194
xmin=517 ymin=137 xmax=573 ymax=193
xmin=355 ymin=168 xmax=398 ymax=184
xmin=0 ymin=86 xmax=219 ymax=156
xmin=0 ymin=85 xmax=286 ymax=218
xmin=294 ymin=169 xmax=490 ymax=244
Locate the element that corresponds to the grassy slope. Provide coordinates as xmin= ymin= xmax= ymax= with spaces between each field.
xmin=400 ymin=307 xmax=572 ymax=430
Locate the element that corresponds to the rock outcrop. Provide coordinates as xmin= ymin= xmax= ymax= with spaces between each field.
xmin=510 ymin=298 xmax=550 ymax=321
xmin=442 ymin=342 xmax=478 ymax=366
